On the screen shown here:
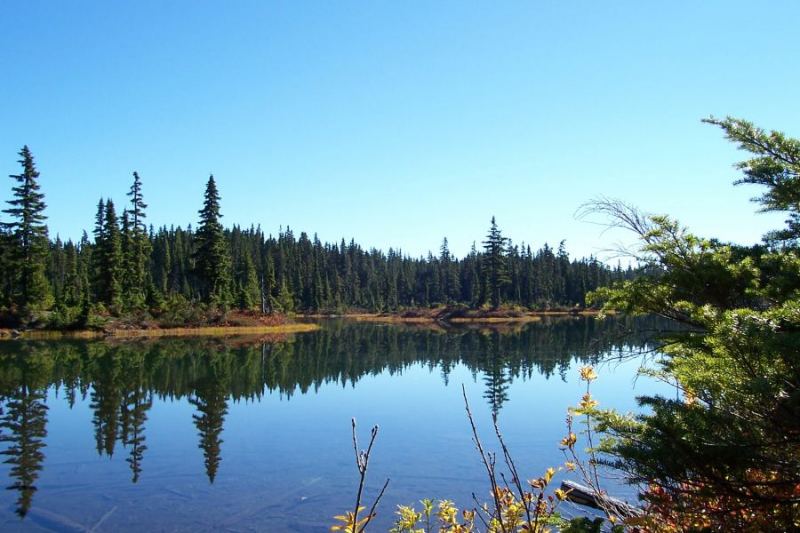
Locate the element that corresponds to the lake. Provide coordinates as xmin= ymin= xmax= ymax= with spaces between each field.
xmin=0 ymin=316 xmax=672 ymax=531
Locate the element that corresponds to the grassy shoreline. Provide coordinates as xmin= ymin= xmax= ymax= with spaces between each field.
xmin=0 ymin=322 xmax=319 ymax=341
xmin=309 ymin=308 xmax=609 ymax=324
xmin=0 ymin=308 xmax=609 ymax=340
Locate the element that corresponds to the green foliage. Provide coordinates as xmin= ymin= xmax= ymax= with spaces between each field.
xmin=123 ymin=171 xmax=151 ymax=309
xmin=704 ymin=116 xmax=800 ymax=245
xmin=46 ymin=304 xmax=83 ymax=330
xmin=1 ymin=151 xmax=630 ymax=326
xmin=156 ymin=293 xmax=205 ymax=327
xmin=2 ymin=146 xmax=51 ymax=313
xmin=92 ymin=199 xmax=124 ymax=312
xmin=585 ymin=118 xmax=800 ymax=530
xmin=560 ymin=517 xmax=623 ymax=533
xmin=236 ymin=252 xmax=260 ymax=310
xmin=194 ymin=175 xmax=232 ymax=307
xmin=482 ymin=217 xmax=510 ymax=309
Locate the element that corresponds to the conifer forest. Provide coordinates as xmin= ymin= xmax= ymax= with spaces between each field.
xmin=0 ymin=147 xmax=631 ymax=327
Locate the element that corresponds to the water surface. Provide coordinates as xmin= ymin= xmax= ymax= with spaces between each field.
xmin=0 ymin=317 xmax=671 ymax=531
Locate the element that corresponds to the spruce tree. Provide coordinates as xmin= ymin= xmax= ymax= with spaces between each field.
xmin=482 ymin=216 xmax=510 ymax=309
xmin=2 ymin=146 xmax=51 ymax=312
xmin=96 ymin=200 xmax=123 ymax=311
xmin=263 ymin=254 xmax=277 ymax=312
xmin=125 ymin=171 xmax=150 ymax=306
xmin=194 ymin=175 xmax=232 ymax=306
xmin=236 ymin=252 xmax=259 ymax=310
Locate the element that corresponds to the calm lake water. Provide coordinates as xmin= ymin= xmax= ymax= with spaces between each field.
xmin=0 ymin=317 xmax=671 ymax=532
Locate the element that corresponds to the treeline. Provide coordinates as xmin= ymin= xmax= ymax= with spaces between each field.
xmin=1 ymin=147 xmax=633 ymax=325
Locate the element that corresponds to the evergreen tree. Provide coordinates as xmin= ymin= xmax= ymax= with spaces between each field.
xmin=236 ymin=252 xmax=259 ymax=310
xmin=587 ymin=118 xmax=800 ymax=529
xmin=482 ymin=216 xmax=510 ymax=308
xmin=439 ymin=237 xmax=460 ymax=304
xmin=194 ymin=176 xmax=232 ymax=306
xmin=262 ymin=254 xmax=276 ymax=312
xmin=77 ymin=231 xmax=92 ymax=311
xmin=125 ymin=172 xmax=150 ymax=307
xmin=95 ymin=200 xmax=124 ymax=310
xmin=2 ymin=146 xmax=50 ymax=312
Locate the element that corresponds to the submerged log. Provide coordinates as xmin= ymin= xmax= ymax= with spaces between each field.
xmin=560 ymin=480 xmax=642 ymax=517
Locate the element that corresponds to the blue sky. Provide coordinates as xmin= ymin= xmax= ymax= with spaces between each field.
xmin=0 ymin=1 xmax=797 ymax=259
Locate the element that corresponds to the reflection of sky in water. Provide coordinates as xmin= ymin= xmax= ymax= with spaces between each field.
xmin=0 ymin=319 xmax=673 ymax=531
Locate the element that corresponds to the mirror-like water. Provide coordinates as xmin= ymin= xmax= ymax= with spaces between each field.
xmin=0 ymin=317 xmax=671 ymax=531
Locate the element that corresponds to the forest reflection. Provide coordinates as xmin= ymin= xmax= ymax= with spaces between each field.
xmin=0 ymin=316 xmax=663 ymax=518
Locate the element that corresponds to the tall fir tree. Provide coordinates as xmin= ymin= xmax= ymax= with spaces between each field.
xmin=2 ymin=146 xmax=51 ymax=312
xmin=125 ymin=172 xmax=150 ymax=306
xmin=236 ymin=252 xmax=259 ymax=310
xmin=95 ymin=200 xmax=124 ymax=310
xmin=482 ymin=216 xmax=510 ymax=309
xmin=194 ymin=175 xmax=232 ymax=306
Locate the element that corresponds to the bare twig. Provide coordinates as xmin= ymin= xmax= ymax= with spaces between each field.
xmin=364 ymin=477 xmax=391 ymax=528
xmin=471 ymin=492 xmax=491 ymax=529
xmin=462 ymin=384 xmax=507 ymax=532
xmin=350 ymin=418 xmax=390 ymax=532
xmin=493 ymin=415 xmax=534 ymax=528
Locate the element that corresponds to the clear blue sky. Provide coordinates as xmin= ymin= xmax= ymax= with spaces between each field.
xmin=1 ymin=1 xmax=797 ymax=259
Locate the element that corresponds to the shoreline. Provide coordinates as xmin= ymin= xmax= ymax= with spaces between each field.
xmin=0 ymin=322 xmax=320 ymax=341
xmin=308 ymin=309 xmax=609 ymax=324
xmin=0 ymin=309 xmax=611 ymax=340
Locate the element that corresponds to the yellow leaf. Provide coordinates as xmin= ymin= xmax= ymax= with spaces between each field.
xmin=579 ymin=366 xmax=598 ymax=382
xmin=544 ymin=467 xmax=556 ymax=485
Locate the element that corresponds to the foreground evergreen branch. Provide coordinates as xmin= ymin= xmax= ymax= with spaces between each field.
xmin=581 ymin=117 xmax=800 ymax=531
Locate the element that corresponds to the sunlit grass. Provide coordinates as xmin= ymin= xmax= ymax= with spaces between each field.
xmin=0 ymin=322 xmax=319 ymax=340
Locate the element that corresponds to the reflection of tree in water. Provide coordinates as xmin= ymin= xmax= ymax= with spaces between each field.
xmin=0 ymin=385 xmax=48 ymax=517
xmin=0 ymin=349 xmax=52 ymax=518
xmin=87 ymin=348 xmax=155 ymax=481
xmin=189 ymin=355 xmax=230 ymax=484
xmin=0 ymin=315 xmax=671 ymax=507
xmin=119 ymin=352 xmax=152 ymax=483
xmin=119 ymin=350 xmax=153 ymax=483
xmin=90 ymin=349 xmax=122 ymax=457
xmin=120 ymin=388 xmax=150 ymax=483
xmin=480 ymin=333 xmax=510 ymax=417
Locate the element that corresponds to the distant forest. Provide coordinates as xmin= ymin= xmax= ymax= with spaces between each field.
xmin=1 ymin=147 xmax=634 ymax=324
